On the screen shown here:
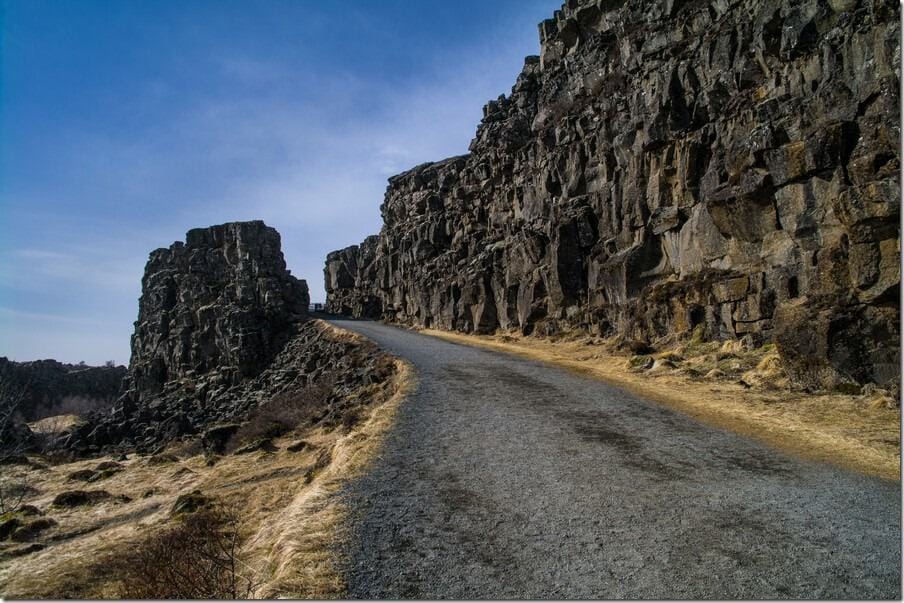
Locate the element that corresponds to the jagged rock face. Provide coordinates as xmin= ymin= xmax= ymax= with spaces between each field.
xmin=64 ymin=221 xmax=396 ymax=455
xmin=128 ymin=221 xmax=309 ymax=403
xmin=326 ymin=0 xmax=900 ymax=391
xmin=324 ymin=235 xmax=383 ymax=319
xmin=0 ymin=358 xmax=126 ymax=421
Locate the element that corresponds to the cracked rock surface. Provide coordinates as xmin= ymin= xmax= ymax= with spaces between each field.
xmin=325 ymin=0 xmax=900 ymax=392
xmin=65 ymin=222 xmax=392 ymax=454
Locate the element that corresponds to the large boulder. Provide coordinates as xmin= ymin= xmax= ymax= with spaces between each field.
xmin=775 ymin=297 xmax=900 ymax=393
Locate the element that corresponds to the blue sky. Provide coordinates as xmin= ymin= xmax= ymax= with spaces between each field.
xmin=0 ymin=0 xmax=559 ymax=364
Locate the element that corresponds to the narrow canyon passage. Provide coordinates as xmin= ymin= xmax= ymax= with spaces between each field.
xmin=328 ymin=319 xmax=900 ymax=599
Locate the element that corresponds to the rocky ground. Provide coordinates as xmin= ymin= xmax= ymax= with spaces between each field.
xmin=0 ymin=323 xmax=409 ymax=599
xmin=330 ymin=318 xmax=900 ymax=599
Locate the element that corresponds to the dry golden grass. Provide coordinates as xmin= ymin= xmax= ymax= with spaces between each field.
xmin=249 ymin=359 xmax=413 ymax=598
xmin=422 ymin=329 xmax=900 ymax=481
xmin=0 ymin=321 xmax=414 ymax=599
xmin=28 ymin=414 xmax=86 ymax=435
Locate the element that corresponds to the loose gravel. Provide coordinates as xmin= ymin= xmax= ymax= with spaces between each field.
xmin=329 ymin=319 xmax=901 ymax=599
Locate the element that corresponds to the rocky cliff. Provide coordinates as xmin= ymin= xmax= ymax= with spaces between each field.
xmin=63 ymin=221 xmax=397 ymax=454
xmin=127 ymin=220 xmax=309 ymax=404
xmin=325 ymin=0 xmax=900 ymax=392
xmin=0 ymin=358 xmax=126 ymax=421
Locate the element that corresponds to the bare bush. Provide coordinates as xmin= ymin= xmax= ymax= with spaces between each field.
xmin=30 ymin=414 xmax=78 ymax=464
xmin=224 ymin=377 xmax=335 ymax=454
xmin=0 ymin=375 xmax=30 ymax=460
xmin=113 ymin=505 xmax=258 ymax=599
xmin=0 ymin=476 xmax=38 ymax=515
xmin=174 ymin=436 xmax=204 ymax=459
xmin=0 ymin=376 xmax=35 ymax=515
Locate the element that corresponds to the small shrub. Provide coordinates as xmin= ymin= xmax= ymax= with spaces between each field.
xmin=0 ymin=478 xmax=39 ymax=515
xmin=113 ymin=505 xmax=257 ymax=599
xmin=173 ymin=437 xmax=205 ymax=459
xmin=341 ymin=408 xmax=363 ymax=431
xmin=224 ymin=377 xmax=334 ymax=454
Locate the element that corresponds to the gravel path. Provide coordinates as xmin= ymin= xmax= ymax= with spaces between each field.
xmin=328 ymin=319 xmax=901 ymax=599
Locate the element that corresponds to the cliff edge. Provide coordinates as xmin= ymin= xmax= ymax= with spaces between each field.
xmin=325 ymin=0 xmax=900 ymax=393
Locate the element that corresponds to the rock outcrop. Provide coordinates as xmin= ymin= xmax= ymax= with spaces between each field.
xmin=127 ymin=220 xmax=309 ymax=406
xmin=64 ymin=221 xmax=395 ymax=454
xmin=326 ymin=0 xmax=900 ymax=392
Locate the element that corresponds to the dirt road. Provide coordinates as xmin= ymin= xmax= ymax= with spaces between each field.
xmin=328 ymin=319 xmax=900 ymax=599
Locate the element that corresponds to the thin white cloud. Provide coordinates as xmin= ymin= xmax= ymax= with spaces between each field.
xmin=1 ymin=246 xmax=142 ymax=293
xmin=0 ymin=2 xmax=553 ymax=362
xmin=0 ymin=305 xmax=108 ymax=326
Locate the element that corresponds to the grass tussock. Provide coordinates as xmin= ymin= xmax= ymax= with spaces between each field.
xmin=249 ymin=358 xmax=414 ymax=598
xmin=422 ymin=328 xmax=900 ymax=481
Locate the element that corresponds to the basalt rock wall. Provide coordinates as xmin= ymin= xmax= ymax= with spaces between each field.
xmin=66 ymin=221 xmax=310 ymax=452
xmin=326 ymin=0 xmax=900 ymax=391
xmin=68 ymin=221 xmax=396 ymax=454
xmin=127 ymin=220 xmax=309 ymax=405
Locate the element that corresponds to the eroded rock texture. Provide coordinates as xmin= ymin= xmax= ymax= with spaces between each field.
xmin=128 ymin=220 xmax=309 ymax=404
xmin=326 ymin=0 xmax=900 ymax=391
xmin=69 ymin=320 xmax=394 ymax=454
xmin=65 ymin=221 xmax=396 ymax=454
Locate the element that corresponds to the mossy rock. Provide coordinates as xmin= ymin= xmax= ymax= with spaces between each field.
xmin=146 ymin=453 xmax=179 ymax=465
xmin=0 ymin=516 xmax=21 ymax=540
xmin=286 ymin=440 xmax=310 ymax=453
xmin=91 ymin=468 xmax=121 ymax=482
xmin=17 ymin=505 xmax=43 ymax=517
xmin=10 ymin=518 xmax=57 ymax=542
xmin=171 ymin=490 xmax=213 ymax=515
xmin=94 ymin=461 xmax=123 ymax=472
xmin=627 ymin=355 xmax=654 ymax=371
xmin=67 ymin=469 xmax=98 ymax=482
xmin=52 ymin=490 xmax=112 ymax=508
xmin=233 ymin=437 xmax=277 ymax=455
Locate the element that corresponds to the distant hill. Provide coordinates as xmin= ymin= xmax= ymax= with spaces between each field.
xmin=0 ymin=357 xmax=127 ymax=421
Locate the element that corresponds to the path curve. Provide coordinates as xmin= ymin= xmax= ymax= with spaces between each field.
xmin=328 ymin=318 xmax=900 ymax=599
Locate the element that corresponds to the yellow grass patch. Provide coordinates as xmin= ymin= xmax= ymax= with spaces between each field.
xmin=422 ymin=329 xmax=900 ymax=481
xmin=0 ymin=322 xmax=414 ymax=599
xmin=28 ymin=414 xmax=86 ymax=435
